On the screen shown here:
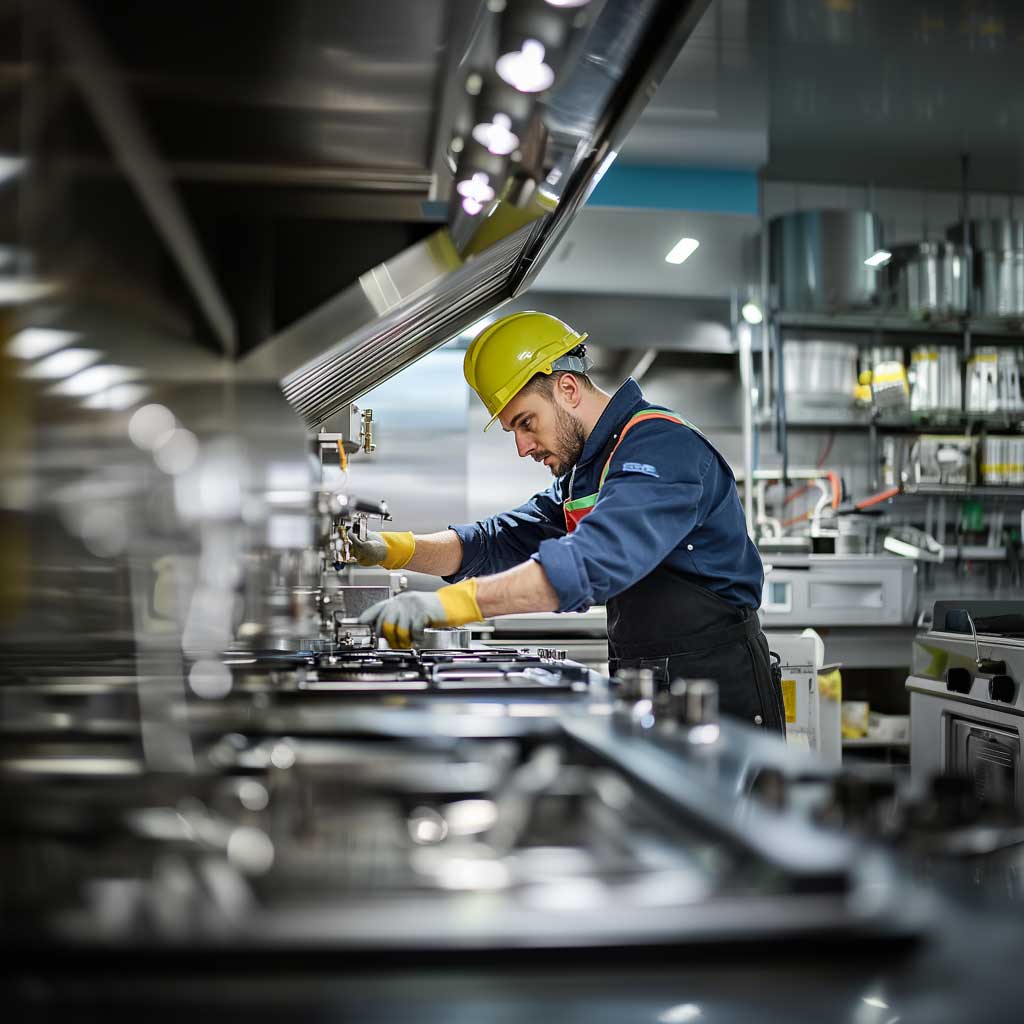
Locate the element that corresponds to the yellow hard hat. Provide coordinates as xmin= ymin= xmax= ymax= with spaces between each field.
xmin=464 ymin=311 xmax=589 ymax=430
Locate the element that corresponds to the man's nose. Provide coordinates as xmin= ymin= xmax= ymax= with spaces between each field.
xmin=515 ymin=431 xmax=536 ymax=458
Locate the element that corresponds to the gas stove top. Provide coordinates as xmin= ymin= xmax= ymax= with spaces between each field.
xmin=270 ymin=648 xmax=591 ymax=696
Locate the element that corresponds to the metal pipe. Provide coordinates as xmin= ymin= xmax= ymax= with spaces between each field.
xmin=738 ymin=321 xmax=755 ymax=535
xmin=759 ymin=169 xmax=771 ymax=420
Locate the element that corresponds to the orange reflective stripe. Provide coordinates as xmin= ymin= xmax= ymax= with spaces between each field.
xmin=598 ymin=410 xmax=690 ymax=489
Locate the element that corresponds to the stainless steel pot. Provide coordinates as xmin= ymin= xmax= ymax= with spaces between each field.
xmin=948 ymin=219 xmax=1024 ymax=318
xmin=770 ymin=210 xmax=884 ymax=311
xmin=888 ymin=242 xmax=967 ymax=318
xmin=910 ymin=345 xmax=962 ymax=413
xmin=421 ymin=627 xmax=473 ymax=650
xmin=783 ymin=340 xmax=859 ymax=407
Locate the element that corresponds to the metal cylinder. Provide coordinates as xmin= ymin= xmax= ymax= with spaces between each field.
xmin=662 ymin=678 xmax=718 ymax=726
xmin=615 ymin=667 xmax=657 ymax=702
xmin=421 ymin=627 xmax=472 ymax=650
xmin=770 ymin=210 xmax=884 ymax=311
xmin=888 ymin=242 xmax=968 ymax=318
xmin=683 ymin=679 xmax=719 ymax=726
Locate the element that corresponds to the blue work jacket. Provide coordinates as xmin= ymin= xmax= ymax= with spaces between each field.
xmin=445 ymin=378 xmax=764 ymax=613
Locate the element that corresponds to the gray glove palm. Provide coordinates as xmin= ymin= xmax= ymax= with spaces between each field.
xmin=348 ymin=529 xmax=389 ymax=567
xmin=359 ymin=592 xmax=445 ymax=649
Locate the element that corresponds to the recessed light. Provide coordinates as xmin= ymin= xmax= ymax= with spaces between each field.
xmin=22 ymin=347 xmax=101 ymax=380
xmin=6 ymin=327 xmax=81 ymax=360
xmin=741 ymin=302 xmax=764 ymax=325
xmin=864 ymin=249 xmax=892 ymax=267
xmin=665 ymin=237 xmax=699 ymax=265
xmin=496 ymin=39 xmax=555 ymax=93
xmin=472 ymin=113 xmax=520 ymax=156
xmin=51 ymin=364 xmax=140 ymax=397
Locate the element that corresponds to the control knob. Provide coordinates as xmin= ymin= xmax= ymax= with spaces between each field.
xmin=615 ymin=667 xmax=657 ymax=702
xmin=989 ymin=674 xmax=1016 ymax=704
xmin=664 ymin=678 xmax=718 ymax=727
xmin=945 ymin=667 xmax=973 ymax=694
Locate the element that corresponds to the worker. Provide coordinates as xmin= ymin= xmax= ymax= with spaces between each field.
xmin=356 ymin=311 xmax=784 ymax=733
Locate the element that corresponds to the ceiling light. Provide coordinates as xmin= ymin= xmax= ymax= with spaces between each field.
xmin=22 ymin=347 xmax=101 ymax=380
xmin=82 ymin=382 xmax=151 ymax=411
xmin=496 ymin=39 xmax=555 ymax=93
xmin=544 ymin=0 xmax=591 ymax=6
xmin=50 ymin=364 xmax=140 ymax=397
xmin=128 ymin=404 xmax=175 ymax=450
xmin=665 ymin=237 xmax=699 ymax=265
xmin=864 ymin=249 xmax=892 ymax=267
xmin=741 ymin=302 xmax=764 ymax=325
xmin=472 ymin=113 xmax=520 ymax=156
xmin=7 ymin=327 xmax=81 ymax=360
xmin=0 ymin=278 xmax=58 ymax=304
xmin=0 ymin=155 xmax=26 ymax=185
xmin=153 ymin=427 xmax=199 ymax=475
xmin=457 ymin=172 xmax=495 ymax=207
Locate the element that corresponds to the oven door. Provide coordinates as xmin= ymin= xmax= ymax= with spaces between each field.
xmin=948 ymin=716 xmax=1022 ymax=807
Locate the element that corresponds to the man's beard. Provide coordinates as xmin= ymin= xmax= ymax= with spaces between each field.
xmin=535 ymin=404 xmax=586 ymax=477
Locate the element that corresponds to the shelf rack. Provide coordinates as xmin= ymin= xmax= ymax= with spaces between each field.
xmin=775 ymin=310 xmax=1024 ymax=340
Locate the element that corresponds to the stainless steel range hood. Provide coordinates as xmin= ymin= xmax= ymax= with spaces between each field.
xmin=14 ymin=0 xmax=711 ymax=429
xmin=239 ymin=0 xmax=713 ymax=428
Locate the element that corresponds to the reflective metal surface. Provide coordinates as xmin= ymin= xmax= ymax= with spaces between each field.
xmin=771 ymin=210 xmax=884 ymax=312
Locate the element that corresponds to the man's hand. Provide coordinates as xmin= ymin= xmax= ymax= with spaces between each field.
xmin=359 ymin=579 xmax=482 ymax=648
xmin=348 ymin=530 xmax=415 ymax=569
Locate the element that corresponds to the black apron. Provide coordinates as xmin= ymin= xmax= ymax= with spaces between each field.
xmin=570 ymin=409 xmax=786 ymax=735
xmin=607 ymin=562 xmax=786 ymax=735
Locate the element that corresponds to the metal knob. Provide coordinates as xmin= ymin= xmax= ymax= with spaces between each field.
xmin=615 ymin=667 xmax=657 ymax=702
xmin=685 ymin=679 xmax=718 ymax=726
xmin=661 ymin=678 xmax=718 ymax=726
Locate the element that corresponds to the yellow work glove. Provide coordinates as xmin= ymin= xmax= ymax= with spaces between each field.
xmin=348 ymin=529 xmax=416 ymax=569
xmin=358 ymin=579 xmax=482 ymax=649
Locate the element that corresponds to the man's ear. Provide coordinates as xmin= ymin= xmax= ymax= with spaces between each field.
xmin=555 ymin=372 xmax=582 ymax=409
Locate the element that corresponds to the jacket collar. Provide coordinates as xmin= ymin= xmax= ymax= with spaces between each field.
xmin=577 ymin=378 xmax=645 ymax=468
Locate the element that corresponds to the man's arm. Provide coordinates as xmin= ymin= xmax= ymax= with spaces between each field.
xmin=356 ymin=481 xmax=564 ymax=579
xmin=402 ymin=529 xmax=463 ymax=576
xmin=358 ymin=557 xmax=559 ymax=647
xmin=476 ymin=558 xmax=559 ymax=616
xmin=442 ymin=480 xmax=566 ymax=582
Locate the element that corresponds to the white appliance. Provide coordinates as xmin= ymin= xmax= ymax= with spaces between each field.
xmin=766 ymin=628 xmax=840 ymax=764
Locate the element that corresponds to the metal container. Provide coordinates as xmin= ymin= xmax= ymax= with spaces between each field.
xmin=421 ymin=626 xmax=473 ymax=650
xmin=949 ymin=219 xmax=1024 ymax=318
xmin=771 ymin=210 xmax=884 ymax=311
xmin=997 ymin=348 xmax=1023 ymax=412
xmin=910 ymin=345 xmax=962 ymax=413
xmin=966 ymin=347 xmax=1000 ymax=413
xmin=835 ymin=514 xmax=875 ymax=556
xmin=783 ymin=340 xmax=859 ymax=407
xmin=888 ymin=242 xmax=968 ymax=318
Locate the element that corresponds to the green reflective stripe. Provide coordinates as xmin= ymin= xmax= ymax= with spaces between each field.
xmin=597 ymin=409 xmax=695 ymax=489
xmin=564 ymin=492 xmax=598 ymax=512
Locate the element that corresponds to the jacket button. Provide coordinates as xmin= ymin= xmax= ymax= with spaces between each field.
xmin=754 ymin=714 xmax=763 ymax=725
xmin=687 ymin=544 xmax=694 ymax=551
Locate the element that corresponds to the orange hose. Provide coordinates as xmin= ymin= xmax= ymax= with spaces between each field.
xmin=855 ymin=486 xmax=900 ymax=509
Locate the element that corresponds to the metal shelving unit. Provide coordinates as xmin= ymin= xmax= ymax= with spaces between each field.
xmin=902 ymin=483 xmax=1024 ymax=498
xmin=775 ymin=310 xmax=1024 ymax=341
xmin=761 ymin=411 xmax=1024 ymax=432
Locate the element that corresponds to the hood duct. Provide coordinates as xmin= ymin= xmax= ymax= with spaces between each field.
xmin=240 ymin=0 xmax=713 ymax=428
xmin=266 ymin=225 xmax=535 ymax=428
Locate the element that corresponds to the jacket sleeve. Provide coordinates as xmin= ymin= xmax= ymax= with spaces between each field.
xmin=531 ymin=422 xmax=711 ymax=611
xmin=443 ymin=479 xmax=566 ymax=582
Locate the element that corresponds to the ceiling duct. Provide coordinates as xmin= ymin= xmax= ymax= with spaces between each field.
xmin=15 ymin=0 xmax=712 ymax=428
xmin=267 ymin=225 xmax=536 ymax=428
xmin=242 ymin=0 xmax=714 ymax=427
